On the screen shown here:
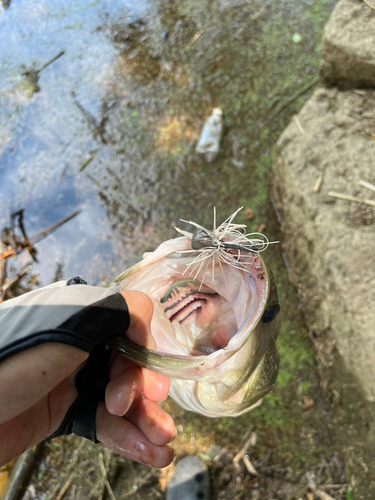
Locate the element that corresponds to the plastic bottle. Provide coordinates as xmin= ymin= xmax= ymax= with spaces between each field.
xmin=195 ymin=108 xmax=223 ymax=162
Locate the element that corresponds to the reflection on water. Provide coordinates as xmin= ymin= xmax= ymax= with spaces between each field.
xmin=0 ymin=0 xmax=335 ymax=286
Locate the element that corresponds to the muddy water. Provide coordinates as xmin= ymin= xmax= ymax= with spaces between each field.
xmin=0 ymin=0 xmax=335 ymax=285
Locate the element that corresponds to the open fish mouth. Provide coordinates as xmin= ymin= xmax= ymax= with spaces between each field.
xmin=110 ymin=208 xmax=280 ymax=417
xmin=161 ymin=279 xmax=234 ymax=353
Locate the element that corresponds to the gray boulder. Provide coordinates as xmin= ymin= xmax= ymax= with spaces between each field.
xmin=272 ymin=87 xmax=375 ymax=400
xmin=320 ymin=0 xmax=375 ymax=88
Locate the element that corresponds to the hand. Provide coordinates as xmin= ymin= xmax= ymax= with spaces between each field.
xmin=0 ymin=291 xmax=176 ymax=468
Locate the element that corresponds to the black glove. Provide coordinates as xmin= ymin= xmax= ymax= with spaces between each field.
xmin=47 ymin=277 xmax=129 ymax=442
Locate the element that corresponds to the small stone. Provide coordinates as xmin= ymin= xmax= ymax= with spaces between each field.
xmin=231 ymin=158 xmax=245 ymax=169
xmin=244 ymin=207 xmax=254 ymax=220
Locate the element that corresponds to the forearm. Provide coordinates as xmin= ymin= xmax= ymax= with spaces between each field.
xmin=0 ymin=342 xmax=86 ymax=425
xmin=0 ymin=281 xmax=129 ymax=363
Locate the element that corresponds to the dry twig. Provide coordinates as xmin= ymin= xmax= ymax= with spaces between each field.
xmin=315 ymin=489 xmax=336 ymax=500
xmin=363 ymin=0 xmax=375 ymax=10
xmin=98 ymin=453 xmax=117 ymax=500
xmin=123 ymin=470 xmax=156 ymax=499
xmin=328 ymin=191 xmax=375 ymax=207
xmin=306 ymin=472 xmax=337 ymax=500
xmin=98 ymin=450 xmax=112 ymax=500
xmin=242 ymin=455 xmax=259 ymax=476
xmin=79 ymin=152 xmax=98 ymax=172
xmin=38 ymin=51 xmax=65 ymax=73
xmin=0 ymin=264 xmax=32 ymax=303
xmin=0 ymin=210 xmax=81 ymax=262
xmin=359 ymin=179 xmax=375 ymax=193
xmin=321 ymin=483 xmax=347 ymax=489
xmin=233 ymin=431 xmax=257 ymax=463
xmin=293 ymin=114 xmax=307 ymax=136
xmin=55 ymin=473 xmax=74 ymax=500
xmin=189 ymin=28 xmax=206 ymax=46
xmin=313 ymin=160 xmax=327 ymax=193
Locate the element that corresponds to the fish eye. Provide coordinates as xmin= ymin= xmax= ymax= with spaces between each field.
xmin=262 ymin=305 xmax=280 ymax=323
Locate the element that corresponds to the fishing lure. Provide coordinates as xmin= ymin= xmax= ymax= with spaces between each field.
xmin=175 ymin=207 xmax=278 ymax=284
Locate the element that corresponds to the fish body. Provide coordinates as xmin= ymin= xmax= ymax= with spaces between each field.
xmin=110 ymin=210 xmax=280 ymax=417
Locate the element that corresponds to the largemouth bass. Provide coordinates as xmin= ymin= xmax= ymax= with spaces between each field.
xmin=109 ymin=209 xmax=280 ymax=417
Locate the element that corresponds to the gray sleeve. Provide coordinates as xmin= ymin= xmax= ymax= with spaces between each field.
xmin=0 ymin=281 xmax=130 ymax=362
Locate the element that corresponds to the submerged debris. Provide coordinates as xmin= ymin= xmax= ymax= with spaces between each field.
xmin=21 ymin=51 xmax=65 ymax=95
xmin=0 ymin=209 xmax=81 ymax=302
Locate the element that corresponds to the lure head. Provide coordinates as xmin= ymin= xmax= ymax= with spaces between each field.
xmin=191 ymin=228 xmax=214 ymax=250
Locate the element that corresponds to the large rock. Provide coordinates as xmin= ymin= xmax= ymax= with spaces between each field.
xmin=320 ymin=0 xmax=375 ymax=88
xmin=272 ymin=87 xmax=375 ymax=400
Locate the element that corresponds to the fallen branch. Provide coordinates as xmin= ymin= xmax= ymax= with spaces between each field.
xmin=327 ymin=191 xmax=375 ymax=207
xmin=233 ymin=430 xmax=258 ymax=477
xmin=1 ymin=444 xmax=44 ymax=500
xmin=0 ymin=264 xmax=32 ymax=302
xmin=0 ymin=210 xmax=81 ymax=262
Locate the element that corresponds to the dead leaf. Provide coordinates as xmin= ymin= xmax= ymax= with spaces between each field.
xmin=303 ymin=396 xmax=314 ymax=409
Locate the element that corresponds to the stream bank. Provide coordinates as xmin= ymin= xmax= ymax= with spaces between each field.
xmin=272 ymin=0 xmax=375 ymax=497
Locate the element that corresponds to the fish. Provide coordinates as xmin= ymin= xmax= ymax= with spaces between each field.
xmin=109 ymin=208 xmax=280 ymax=417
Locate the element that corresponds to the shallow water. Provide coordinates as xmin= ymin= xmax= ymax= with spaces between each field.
xmin=0 ymin=0 xmax=335 ymax=286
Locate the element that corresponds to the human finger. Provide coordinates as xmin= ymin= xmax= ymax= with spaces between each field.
xmin=105 ymin=365 xmax=143 ymax=416
xmin=108 ymin=354 xmax=170 ymax=403
xmin=126 ymin=397 xmax=176 ymax=446
xmin=119 ymin=291 xmax=156 ymax=349
xmin=108 ymin=351 xmax=134 ymax=380
xmin=96 ymin=402 xmax=174 ymax=468
xmin=141 ymin=367 xmax=170 ymax=402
